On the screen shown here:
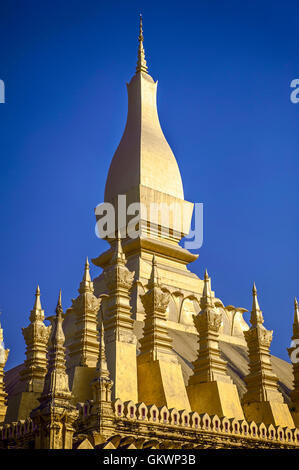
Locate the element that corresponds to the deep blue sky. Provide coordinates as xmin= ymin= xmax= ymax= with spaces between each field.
xmin=0 ymin=1 xmax=298 ymax=369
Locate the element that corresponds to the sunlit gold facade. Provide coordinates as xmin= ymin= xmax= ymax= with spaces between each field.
xmin=0 ymin=17 xmax=298 ymax=449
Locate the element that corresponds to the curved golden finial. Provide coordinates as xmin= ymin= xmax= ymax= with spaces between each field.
xmin=136 ymin=14 xmax=148 ymax=74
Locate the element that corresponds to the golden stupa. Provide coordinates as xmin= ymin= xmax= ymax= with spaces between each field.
xmin=0 ymin=17 xmax=299 ymax=449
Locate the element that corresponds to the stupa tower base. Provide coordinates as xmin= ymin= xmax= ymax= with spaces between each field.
xmin=187 ymin=381 xmax=244 ymax=420
xmin=138 ymin=359 xmax=190 ymax=411
xmin=242 ymin=284 xmax=294 ymax=428
xmin=243 ymin=401 xmax=295 ymax=428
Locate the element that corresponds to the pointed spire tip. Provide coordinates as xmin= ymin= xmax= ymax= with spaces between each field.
xmin=55 ymin=289 xmax=63 ymax=317
xmin=136 ymin=13 xmax=148 ymax=74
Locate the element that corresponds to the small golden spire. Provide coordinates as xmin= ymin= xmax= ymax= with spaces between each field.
xmin=55 ymin=289 xmax=63 ymax=317
xmin=97 ymin=320 xmax=110 ymax=379
xmin=252 ymin=282 xmax=260 ymax=312
xmin=294 ymin=297 xmax=299 ymax=326
xmin=83 ymin=257 xmax=91 ymax=282
xmin=29 ymin=284 xmax=44 ymax=322
xmin=78 ymin=257 xmax=94 ymax=294
xmin=136 ymin=14 xmax=148 ymax=74
xmin=250 ymin=282 xmax=264 ymax=326
xmin=111 ymin=236 xmax=126 ymax=265
xmin=33 ymin=284 xmax=42 ymax=311
xmin=201 ymin=269 xmax=213 ymax=308
xmin=149 ymin=254 xmax=160 ymax=287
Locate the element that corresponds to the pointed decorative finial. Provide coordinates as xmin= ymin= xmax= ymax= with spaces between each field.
xmin=201 ymin=269 xmax=213 ymax=308
xmin=136 ymin=13 xmax=148 ymax=74
xmin=83 ymin=257 xmax=91 ymax=282
xmin=149 ymin=254 xmax=160 ymax=287
xmin=111 ymin=235 xmax=126 ymax=265
xmin=29 ymin=284 xmax=44 ymax=322
xmin=250 ymin=282 xmax=264 ymax=326
xmin=56 ymin=289 xmax=63 ymax=317
xmin=78 ymin=257 xmax=94 ymax=294
xmin=92 ymin=316 xmax=112 ymax=403
xmin=252 ymin=282 xmax=260 ymax=311
xmin=98 ymin=319 xmax=110 ymax=378
xmin=33 ymin=284 xmax=42 ymax=311
xmin=294 ymin=297 xmax=299 ymax=326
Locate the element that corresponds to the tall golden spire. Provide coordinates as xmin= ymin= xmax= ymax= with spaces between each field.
xmin=21 ymin=285 xmax=49 ymax=392
xmin=97 ymin=320 xmax=110 ymax=379
xmin=242 ymin=285 xmax=294 ymax=428
xmin=91 ymin=319 xmax=112 ymax=402
xmin=136 ymin=14 xmax=148 ymax=74
xmin=31 ymin=290 xmax=78 ymax=449
xmin=103 ymin=234 xmax=137 ymax=401
xmin=65 ymin=258 xmax=100 ymax=368
xmin=188 ymin=270 xmax=232 ymax=386
xmin=187 ymin=269 xmax=245 ymax=419
xmin=90 ymin=318 xmax=114 ymax=430
xmin=139 ymin=256 xmax=172 ymax=361
xmin=138 ymin=256 xmax=190 ymax=410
